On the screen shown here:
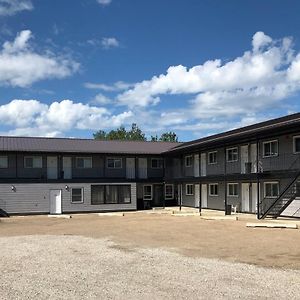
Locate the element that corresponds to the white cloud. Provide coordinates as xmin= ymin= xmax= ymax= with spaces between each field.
xmin=101 ymin=37 xmax=119 ymax=49
xmin=92 ymin=93 xmax=112 ymax=105
xmin=84 ymin=81 xmax=134 ymax=91
xmin=0 ymin=30 xmax=79 ymax=87
xmin=116 ymin=32 xmax=300 ymax=120
xmin=96 ymin=0 xmax=112 ymax=6
xmin=0 ymin=0 xmax=33 ymax=16
xmin=0 ymin=99 xmax=133 ymax=137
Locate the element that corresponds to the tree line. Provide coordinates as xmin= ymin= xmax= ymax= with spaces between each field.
xmin=93 ymin=123 xmax=179 ymax=142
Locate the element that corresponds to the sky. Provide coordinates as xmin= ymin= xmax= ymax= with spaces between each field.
xmin=0 ymin=0 xmax=300 ymax=141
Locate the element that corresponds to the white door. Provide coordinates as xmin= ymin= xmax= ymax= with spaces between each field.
xmin=50 ymin=189 xmax=62 ymax=214
xmin=241 ymin=145 xmax=249 ymax=174
xmin=126 ymin=158 xmax=135 ymax=179
xmin=242 ymin=183 xmax=250 ymax=212
xmin=200 ymin=153 xmax=207 ymax=176
xmin=194 ymin=184 xmax=200 ymax=207
xmin=138 ymin=158 xmax=147 ymax=179
xmin=47 ymin=156 xmax=58 ymax=179
xmin=63 ymin=157 xmax=72 ymax=179
xmin=250 ymin=143 xmax=257 ymax=173
xmin=194 ymin=154 xmax=200 ymax=177
xmin=251 ymin=183 xmax=258 ymax=213
xmin=201 ymin=184 xmax=208 ymax=208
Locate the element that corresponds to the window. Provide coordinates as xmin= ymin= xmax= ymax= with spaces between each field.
xmin=143 ymin=185 xmax=152 ymax=200
xmin=91 ymin=185 xmax=131 ymax=205
xmin=107 ymin=158 xmax=122 ymax=169
xmin=185 ymin=155 xmax=192 ymax=167
xmin=263 ymin=140 xmax=278 ymax=157
xmin=227 ymin=183 xmax=238 ymax=197
xmin=226 ymin=148 xmax=238 ymax=162
xmin=76 ymin=157 xmax=92 ymax=168
xmin=186 ymin=184 xmax=194 ymax=196
xmin=208 ymin=151 xmax=217 ymax=164
xmin=0 ymin=156 xmax=8 ymax=168
xmin=209 ymin=183 xmax=218 ymax=196
xmin=151 ymin=158 xmax=164 ymax=169
xmin=264 ymin=182 xmax=279 ymax=198
xmin=293 ymin=136 xmax=300 ymax=154
xmin=165 ymin=184 xmax=174 ymax=199
xmin=24 ymin=156 xmax=42 ymax=168
xmin=91 ymin=185 xmax=105 ymax=205
xmin=71 ymin=188 xmax=83 ymax=203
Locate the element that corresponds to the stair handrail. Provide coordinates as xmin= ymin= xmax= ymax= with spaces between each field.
xmin=258 ymin=154 xmax=300 ymax=219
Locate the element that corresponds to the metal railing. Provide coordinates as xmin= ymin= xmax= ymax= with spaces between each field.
xmin=258 ymin=155 xmax=300 ymax=219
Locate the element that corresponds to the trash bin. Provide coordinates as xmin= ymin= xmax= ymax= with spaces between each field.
xmin=225 ymin=204 xmax=232 ymax=215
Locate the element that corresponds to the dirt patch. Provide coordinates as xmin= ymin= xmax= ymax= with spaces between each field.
xmin=1 ymin=213 xmax=300 ymax=269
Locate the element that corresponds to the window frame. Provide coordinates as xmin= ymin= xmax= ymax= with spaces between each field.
xmin=76 ymin=157 xmax=92 ymax=169
xmin=208 ymin=151 xmax=217 ymax=165
xmin=262 ymin=140 xmax=279 ymax=158
xmin=143 ymin=185 xmax=153 ymax=200
xmin=264 ymin=182 xmax=279 ymax=198
xmin=151 ymin=158 xmax=164 ymax=169
xmin=165 ymin=184 xmax=174 ymax=199
xmin=107 ymin=157 xmax=122 ymax=169
xmin=24 ymin=156 xmax=43 ymax=169
xmin=226 ymin=147 xmax=239 ymax=162
xmin=185 ymin=184 xmax=194 ymax=196
xmin=0 ymin=155 xmax=8 ymax=169
xmin=209 ymin=183 xmax=219 ymax=196
xmin=71 ymin=187 xmax=84 ymax=204
xmin=227 ymin=183 xmax=239 ymax=197
xmin=293 ymin=136 xmax=300 ymax=154
xmin=185 ymin=155 xmax=193 ymax=167
xmin=91 ymin=184 xmax=132 ymax=205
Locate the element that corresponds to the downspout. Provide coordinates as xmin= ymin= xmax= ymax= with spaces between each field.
xmin=256 ymin=138 xmax=260 ymax=219
xmin=199 ymin=151 xmax=202 ymax=215
xmin=224 ymin=146 xmax=228 ymax=215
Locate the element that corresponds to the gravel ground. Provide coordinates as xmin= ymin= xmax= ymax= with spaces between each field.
xmin=0 ymin=235 xmax=300 ymax=299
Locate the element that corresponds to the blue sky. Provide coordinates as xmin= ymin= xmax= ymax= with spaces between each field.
xmin=0 ymin=0 xmax=300 ymax=141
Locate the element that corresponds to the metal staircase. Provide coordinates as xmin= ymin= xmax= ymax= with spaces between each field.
xmin=258 ymin=153 xmax=300 ymax=219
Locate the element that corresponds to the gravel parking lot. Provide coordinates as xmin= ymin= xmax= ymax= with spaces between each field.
xmin=1 ymin=235 xmax=300 ymax=300
xmin=1 ymin=213 xmax=300 ymax=299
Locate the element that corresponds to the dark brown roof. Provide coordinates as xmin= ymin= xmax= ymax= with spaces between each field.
xmin=166 ymin=112 xmax=300 ymax=153
xmin=0 ymin=136 xmax=181 ymax=154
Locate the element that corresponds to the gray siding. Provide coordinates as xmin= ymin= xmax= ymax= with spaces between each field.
xmin=72 ymin=155 xmax=104 ymax=178
xmin=0 ymin=183 xmax=136 ymax=214
xmin=181 ymin=183 xmax=196 ymax=207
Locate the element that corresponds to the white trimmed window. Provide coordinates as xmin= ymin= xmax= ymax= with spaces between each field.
xmin=143 ymin=185 xmax=153 ymax=200
xmin=165 ymin=184 xmax=174 ymax=199
xmin=293 ymin=136 xmax=300 ymax=154
xmin=185 ymin=155 xmax=192 ymax=167
xmin=76 ymin=157 xmax=92 ymax=168
xmin=24 ymin=156 xmax=42 ymax=168
xmin=226 ymin=148 xmax=238 ymax=162
xmin=107 ymin=158 xmax=122 ymax=169
xmin=151 ymin=158 xmax=164 ymax=169
xmin=263 ymin=140 xmax=278 ymax=157
xmin=209 ymin=183 xmax=218 ymax=196
xmin=264 ymin=182 xmax=279 ymax=198
xmin=186 ymin=184 xmax=194 ymax=196
xmin=0 ymin=156 xmax=8 ymax=168
xmin=227 ymin=183 xmax=238 ymax=197
xmin=71 ymin=188 xmax=84 ymax=203
xmin=208 ymin=151 xmax=217 ymax=164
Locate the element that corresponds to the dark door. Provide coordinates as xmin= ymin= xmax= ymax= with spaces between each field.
xmin=153 ymin=184 xmax=164 ymax=207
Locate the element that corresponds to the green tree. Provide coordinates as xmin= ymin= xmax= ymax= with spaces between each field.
xmin=150 ymin=135 xmax=158 ymax=142
xmin=93 ymin=130 xmax=107 ymax=140
xmin=93 ymin=123 xmax=146 ymax=141
xmin=159 ymin=132 xmax=178 ymax=142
